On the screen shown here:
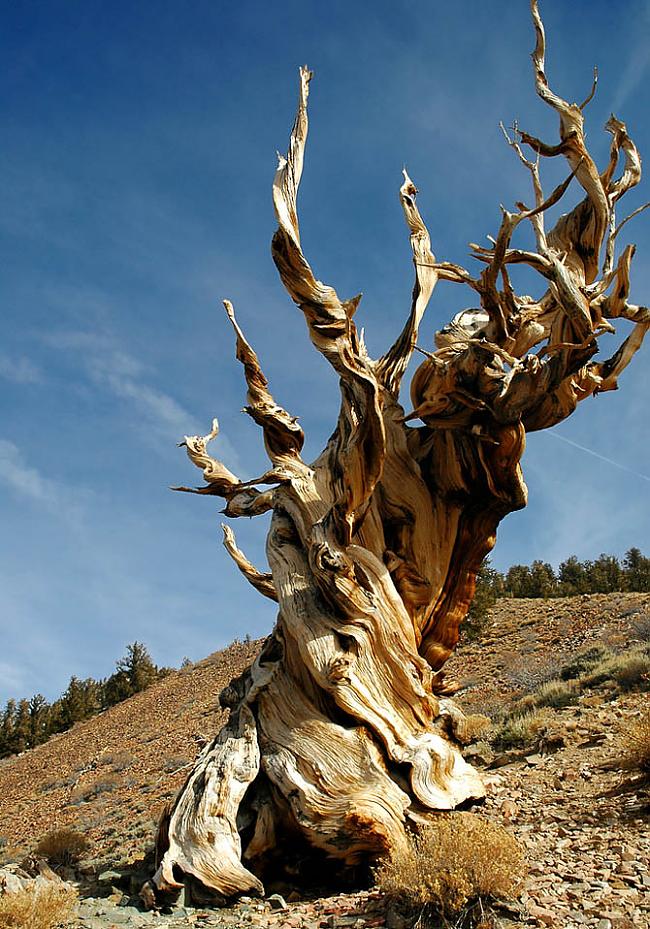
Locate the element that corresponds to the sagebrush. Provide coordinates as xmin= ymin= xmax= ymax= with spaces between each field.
xmin=376 ymin=813 xmax=525 ymax=925
xmin=0 ymin=883 xmax=78 ymax=929
xmin=622 ymin=710 xmax=650 ymax=774
xmin=69 ymin=773 xmax=121 ymax=804
xmin=490 ymin=709 xmax=551 ymax=750
xmin=580 ymin=646 xmax=650 ymax=691
xmin=35 ymin=829 xmax=89 ymax=867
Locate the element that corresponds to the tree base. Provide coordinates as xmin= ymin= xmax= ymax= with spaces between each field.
xmin=150 ymin=625 xmax=484 ymax=902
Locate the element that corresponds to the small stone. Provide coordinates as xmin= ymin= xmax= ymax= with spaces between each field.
xmin=525 ymin=753 xmax=543 ymax=766
xmin=385 ymin=908 xmax=407 ymax=929
xmin=489 ymin=749 xmax=525 ymax=768
xmin=268 ymin=893 xmax=288 ymax=911
xmin=464 ymin=741 xmax=494 ymax=766
xmin=500 ymin=798 xmax=518 ymax=821
xmin=596 ymin=920 xmax=612 ymax=929
xmin=528 ymin=904 xmax=555 ymax=926
xmin=98 ymin=869 xmax=123 ymax=885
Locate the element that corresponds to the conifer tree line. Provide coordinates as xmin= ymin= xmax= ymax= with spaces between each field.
xmin=1 ymin=550 xmax=648 ymax=759
xmin=467 ymin=547 xmax=650 ymax=637
xmin=482 ymin=546 xmax=650 ymax=599
xmin=0 ymin=642 xmax=169 ymax=759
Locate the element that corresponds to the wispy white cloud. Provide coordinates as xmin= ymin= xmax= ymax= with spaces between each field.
xmin=0 ymin=353 xmax=42 ymax=384
xmin=608 ymin=2 xmax=650 ymax=113
xmin=0 ymin=438 xmax=89 ymax=522
xmin=507 ymin=426 xmax=648 ymax=569
xmin=0 ymin=439 xmax=59 ymax=504
xmin=44 ymin=329 xmax=200 ymax=435
xmin=0 ymin=661 xmax=29 ymax=697
xmin=42 ymin=328 xmax=243 ymax=473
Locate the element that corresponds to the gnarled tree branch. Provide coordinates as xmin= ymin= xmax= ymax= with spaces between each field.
xmin=150 ymin=0 xmax=647 ymax=906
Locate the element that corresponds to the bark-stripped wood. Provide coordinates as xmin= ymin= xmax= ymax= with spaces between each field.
xmin=150 ymin=1 xmax=648 ymax=902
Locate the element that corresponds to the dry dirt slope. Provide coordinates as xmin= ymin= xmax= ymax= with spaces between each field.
xmin=0 ymin=593 xmax=648 ymax=929
xmin=0 ymin=637 xmax=259 ymax=864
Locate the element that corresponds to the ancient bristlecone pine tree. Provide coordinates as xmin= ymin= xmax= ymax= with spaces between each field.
xmin=151 ymin=0 xmax=648 ymax=901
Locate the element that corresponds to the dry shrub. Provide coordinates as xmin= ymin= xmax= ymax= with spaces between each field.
xmin=622 ymin=710 xmax=650 ymax=774
xmin=612 ymin=651 xmax=650 ymax=690
xmin=560 ymin=645 xmax=609 ymax=681
xmin=34 ymin=829 xmax=89 ymax=868
xmin=162 ymin=756 xmax=190 ymax=774
xmin=631 ymin=613 xmax=650 ymax=642
xmin=533 ymin=679 xmax=577 ymax=709
xmin=99 ymin=751 xmax=136 ymax=772
xmin=504 ymin=657 xmax=562 ymax=693
xmin=581 ymin=646 xmax=650 ymax=691
xmin=490 ymin=709 xmax=551 ymax=750
xmin=376 ymin=813 xmax=525 ymax=925
xmin=458 ymin=714 xmax=492 ymax=745
xmin=0 ymin=882 xmax=78 ymax=929
xmin=69 ymin=773 xmax=121 ymax=804
xmin=507 ymin=679 xmax=576 ymax=718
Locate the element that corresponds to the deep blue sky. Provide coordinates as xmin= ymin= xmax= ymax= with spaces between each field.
xmin=2 ymin=0 xmax=649 ymax=703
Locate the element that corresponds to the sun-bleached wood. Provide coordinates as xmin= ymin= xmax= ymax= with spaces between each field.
xmin=148 ymin=0 xmax=648 ymax=902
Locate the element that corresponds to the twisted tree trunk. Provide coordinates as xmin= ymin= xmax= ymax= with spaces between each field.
xmin=150 ymin=0 xmax=648 ymax=902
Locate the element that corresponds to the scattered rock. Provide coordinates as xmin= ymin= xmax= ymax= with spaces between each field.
xmin=500 ymin=799 xmax=518 ymax=821
xmin=528 ymin=903 xmax=556 ymax=926
xmin=464 ymin=740 xmax=495 ymax=766
xmin=98 ymin=868 xmax=123 ymax=886
xmin=2 ymin=594 xmax=650 ymax=929
xmin=268 ymin=893 xmax=288 ymax=910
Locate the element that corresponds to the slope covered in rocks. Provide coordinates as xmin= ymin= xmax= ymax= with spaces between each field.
xmin=0 ymin=593 xmax=648 ymax=929
xmin=0 ymin=638 xmax=259 ymax=865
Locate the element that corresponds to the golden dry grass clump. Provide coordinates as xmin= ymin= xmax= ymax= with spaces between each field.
xmin=455 ymin=714 xmax=492 ymax=745
xmin=0 ymin=883 xmax=78 ymax=929
xmin=376 ymin=812 xmax=525 ymax=925
xmin=622 ymin=710 xmax=650 ymax=774
xmin=34 ymin=829 xmax=89 ymax=868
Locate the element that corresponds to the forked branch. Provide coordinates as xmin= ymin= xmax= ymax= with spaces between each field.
xmin=271 ymin=65 xmax=386 ymax=539
xmin=377 ymin=170 xmax=438 ymax=394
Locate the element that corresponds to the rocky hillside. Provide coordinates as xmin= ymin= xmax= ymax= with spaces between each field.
xmin=0 ymin=593 xmax=648 ymax=929
xmin=0 ymin=638 xmax=259 ymax=866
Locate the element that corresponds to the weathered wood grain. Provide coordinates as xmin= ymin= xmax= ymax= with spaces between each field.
xmin=150 ymin=0 xmax=647 ymax=902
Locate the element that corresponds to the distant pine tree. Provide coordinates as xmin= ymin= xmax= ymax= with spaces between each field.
xmin=528 ymin=560 xmax=557 ymax=598
xmin=623 ymin=547 xmax=650 ymax=592
xmin=0 ymin=700 xmax=17 ymax=756
xmin=116 ymin=642 xmax=159 ymax=694
xmin=586 ymin=553 xmax=623 ymax=593
xmin=13 ymin=699 xmax=31 ymax=753
xmin=464 ymin=558 xmax=505 ymax=639
xmin=505 ymin=564 xmax=533 ymax=597
xmin=558 ymin=555 xmax=589 ymax=596
xmin=0 ymin=641 xmax=168 ymax=759
xmin=102 ymin=669 xmax=132 ymax=708
xmin=29 ymin=693 xmax=50 ymax=747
